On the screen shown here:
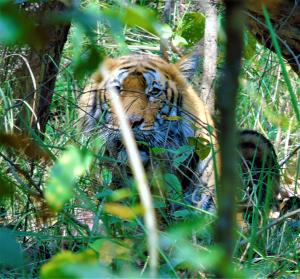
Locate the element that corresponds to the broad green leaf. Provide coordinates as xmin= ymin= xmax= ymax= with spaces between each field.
xmin=187 ymin=137 xmax=211 ymax=160
xmin=177 ymin=12 xmax=205 ymax=47
xmin=45 ymin=146 xmax=92 ymax=211
xmin=0 ymin=229 xmax=23 ymax=267
xmin=163 ymin=173 xmax=182 ymax=194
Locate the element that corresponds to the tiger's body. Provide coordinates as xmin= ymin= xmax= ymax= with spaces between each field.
xmin=78 ymin=53 xmax=279 ymax=217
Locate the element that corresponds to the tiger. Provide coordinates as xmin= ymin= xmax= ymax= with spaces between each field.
xmin=78 ymin=53 xmax=280 ymax=223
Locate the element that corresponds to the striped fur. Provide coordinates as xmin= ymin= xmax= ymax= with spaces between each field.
xmin=78 ymin=54 xmax=280 ymax=215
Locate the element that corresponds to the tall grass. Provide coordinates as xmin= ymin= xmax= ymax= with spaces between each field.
xmin=0 ymin=0 xmax=299 ymax=278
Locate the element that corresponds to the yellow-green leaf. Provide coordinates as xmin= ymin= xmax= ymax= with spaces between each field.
xmin=104 ymin=203 xmax=144 ymax=220
xmin=45 ymin=146 xmax=92 ymax=211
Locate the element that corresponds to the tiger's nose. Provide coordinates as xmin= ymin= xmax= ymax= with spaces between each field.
xmin=128 ymin=114 xmax=144 ymax=129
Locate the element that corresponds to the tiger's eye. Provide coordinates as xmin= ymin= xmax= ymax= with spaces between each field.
xmin=150 ymin=87 xmax=161 ymax=96
xmin=114 ymin=85 xmax=121 ymax=92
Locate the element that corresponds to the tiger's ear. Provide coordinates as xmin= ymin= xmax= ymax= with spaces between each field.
xmin=176 ymin=52 xmax=200 ymax=80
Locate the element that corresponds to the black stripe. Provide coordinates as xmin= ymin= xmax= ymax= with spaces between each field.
xmin=119 ymin=66 xmax=133 ymax=71
xmin=144 ymin=66 xmax=156 ymax=73
xmin=178 ymin=92 xmax=183 ymax=108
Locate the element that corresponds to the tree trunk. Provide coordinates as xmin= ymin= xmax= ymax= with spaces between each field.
xmin=245 ymin=0 xmax=300 ymax=75
xmin=1 ymin=1 xmax=71 ymax=136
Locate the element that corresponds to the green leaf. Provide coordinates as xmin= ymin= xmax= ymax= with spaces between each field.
xmin=45 ymin=146 xmax=92 ymax=211
xmin=172 ymin=145 xmax=193 ymax=168
xmin=163 ymin=173 xmax=182 ymax=194
xmin=73 ymin=45 xmax=105 ymax=79
xmin=243 ymin=30 xmax=257 ymax=60
xmin=177 ymin=12 xmax=205 ymax=47
xmin=150 ymin=147 xmax=167 ymax=154
xmin=0 ymin=16 xmax=21 ymax=44
xmin=0 ymin=1 xmax=45 ymax=47
xmin=0 ymin=171 xmax=15 ymax=200
xmin=187 ymin=137 xmax=211 ymax=160
xmin=40 ymin=250 xmax=98 ymax=279
xmin=172 ymin=34 xmax=188 ymax=48
xmin=0 ymin=229 xmax=23 ymax=268
xmin=103 ymin=4 xmax=162 ymax=36
xmin=100 ymin=168 xmax=112 ymax=186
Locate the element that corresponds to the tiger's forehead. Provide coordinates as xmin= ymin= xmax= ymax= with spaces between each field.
xmin=111 ymin=67 xmax=162 ymax=86
xmin=103 ymin=55 xmax=172 ymax=80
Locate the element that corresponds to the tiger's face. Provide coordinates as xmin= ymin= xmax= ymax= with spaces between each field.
xmin=79 ymin=54 xmax=213 ymax=164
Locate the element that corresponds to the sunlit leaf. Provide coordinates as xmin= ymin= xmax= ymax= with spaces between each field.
xmin=110 ymin=188 xmax=132 ymax=201
xmin=172 ymin=34 xmax=188 ymax=48
xmin=45 ymin=146 xmax=92 ymax=211
xmin=104 ymin=202 xmax=144 ymax=220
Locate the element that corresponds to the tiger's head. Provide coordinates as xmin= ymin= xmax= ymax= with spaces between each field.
xmin=78 ymin=54 xmax=214 ymax=164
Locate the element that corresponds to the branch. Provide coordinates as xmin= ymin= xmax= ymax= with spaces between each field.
xmin=214 ymin=0 xmax=245 ymax=262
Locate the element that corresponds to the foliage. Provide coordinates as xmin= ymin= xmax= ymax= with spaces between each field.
xmin=0 ymin=0 xmax=299 ymax=278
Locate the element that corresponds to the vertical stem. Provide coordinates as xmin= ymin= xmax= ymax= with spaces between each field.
xmin=104 ymin=70 xmax=158 ymax=277
xmin=215 ymin=0 xmax=245 ymax=262
xmin=200 ymin=0 xmax=218 ymax=114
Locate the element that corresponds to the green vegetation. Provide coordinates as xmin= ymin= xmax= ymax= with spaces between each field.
xmin=0 ymin=1 xmax=299 ymax=278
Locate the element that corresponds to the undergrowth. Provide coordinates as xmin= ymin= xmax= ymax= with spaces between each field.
xmin=0 ymin=0 xmax=299 ymax=278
